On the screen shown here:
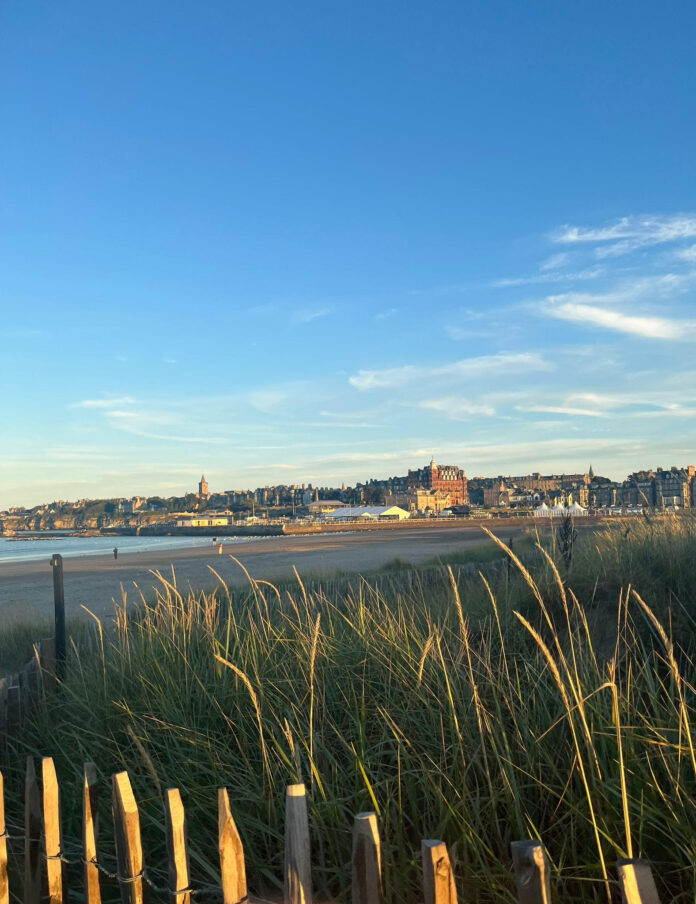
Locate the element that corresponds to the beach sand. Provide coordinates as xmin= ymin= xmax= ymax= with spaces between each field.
xmin=0 ymin=522 xmax=530 ymax=622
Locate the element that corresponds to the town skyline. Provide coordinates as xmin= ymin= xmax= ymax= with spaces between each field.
xmin=4 ymin=457 xmax=695 ymax=514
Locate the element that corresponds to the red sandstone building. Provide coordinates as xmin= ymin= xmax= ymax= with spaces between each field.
xmin=407 ymin=459 xmax=468 ymax=505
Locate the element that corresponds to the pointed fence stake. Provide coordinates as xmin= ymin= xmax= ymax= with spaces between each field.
xmin=0 ymin=771 xmax=8 ymax=904
xmin=42 ymin=757 xmax=66 ymax=904
xmin=352 ymin=812 xmax=382 ymax=904
xmin=511 ymin=841 xmax=552 ymax=904
xmin=617 ymin=859 xmax=662 ymax=904
xmin=422 ymin=840 xmax=458 ymax=904
xmin=24 ymin=756 xmax=42 ymax=904
xmin=164 ymin=789 xmax=191 ymax=904
xmin=218 ymin=788 xmax=247 ymax=904
xmin=112 ymin=772 xmax=144 ymax=904
xmin=83 ymin=764 xmax=102 ymax=904
xmin=284 ymin=783 xmax=312 ymax=904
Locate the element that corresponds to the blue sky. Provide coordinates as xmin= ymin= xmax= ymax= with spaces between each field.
xmin=1 ymin=1 xmax=695 ymax=507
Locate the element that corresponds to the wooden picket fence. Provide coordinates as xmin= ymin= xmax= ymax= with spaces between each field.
xmin=0 ymin=640 xmax=56 ymax=743
xmin=0 ymin=756 xmax=663 ymax=904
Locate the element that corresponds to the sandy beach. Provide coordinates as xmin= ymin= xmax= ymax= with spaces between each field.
xmin=0 ymin=522 xmax=530 ymax=622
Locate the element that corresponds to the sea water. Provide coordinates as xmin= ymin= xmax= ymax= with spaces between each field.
xmin=0 ymin=533 xmax=252 ymax=565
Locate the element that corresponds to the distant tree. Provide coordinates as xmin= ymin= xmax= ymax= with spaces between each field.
xmin=363 ymin=486 xmax=385 ymax=505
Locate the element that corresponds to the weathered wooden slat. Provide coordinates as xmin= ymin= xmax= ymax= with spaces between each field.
xmin=6 ymin=687 xmax=21 ymax=733
xmin=421 ymin=840 xmax=458 ymax=904
xmin=511 ymin=840 xmax=552 ymax=904
xmin=24 ymin=756 xmax=42 ymax=904
xmin=42 ymin=757 xmax=66 ymax=904
xmin=352 ymin=812 xmax=382 ymax=904
xmin=284 ymin=783 xmax=312 ymax=904
xmin=83 ymin=764 xmax=102 ymax=904
xmin=617 ymin=859 xmax=662 ymax=904
xmin=0 ymin=771 xmax=8 ymax=904
xmin=0 ymin=679 xmax=8 ymax=744
xmin=112 ymin=772 xmax=144 ymax=904
xmin=164 ymin=789 xmax=191 ymax=904
xmin=218 ymin=788 xmax=247 ymax=904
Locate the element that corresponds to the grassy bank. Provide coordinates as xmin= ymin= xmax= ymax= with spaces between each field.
xmin=2 ymin=516 xmax=696 ymax=902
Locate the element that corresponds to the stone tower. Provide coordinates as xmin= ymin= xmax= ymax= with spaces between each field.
xmin=198 ymin=474 xmax=209 ymax=498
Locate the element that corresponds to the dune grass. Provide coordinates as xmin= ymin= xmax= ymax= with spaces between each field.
xmin=2 ymin=515 xmax=696 ymax=902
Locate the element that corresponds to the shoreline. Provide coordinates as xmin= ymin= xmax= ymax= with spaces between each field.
xmin=0 ymin=522 xmax=531 ymax=621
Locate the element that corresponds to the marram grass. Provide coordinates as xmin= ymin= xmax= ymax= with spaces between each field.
xmin=3 ymin=515 xmax=696 ymax=903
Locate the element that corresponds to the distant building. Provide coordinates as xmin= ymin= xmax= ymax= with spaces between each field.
xmin=198 ymin=475 xmax=209 ymax=498
xmin=384 ymin=489 xmax=451 ymax=513
xmin=176 ymin=516 xmax=229 ymax=527
xmin=483 ymin=480 xmax=511 ymax=508
xmin=621 ymin=465 xmax=694 ymax=509
xmin=407 ymin=460 xmax=468 ymax=505
xmin=325 ymin=505 xmax=410 ymax=522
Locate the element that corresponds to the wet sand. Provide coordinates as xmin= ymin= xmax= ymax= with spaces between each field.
xmin=0 ymin=523 xmax=530 ymax=621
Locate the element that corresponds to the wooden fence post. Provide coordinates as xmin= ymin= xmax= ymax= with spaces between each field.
xmin=511 ymin=840 xmax=552 ymax=904
xmin=0 ymin=771 xmax=8 ymax=904
xmin=83 ymin=764 xmax=102 ymax=904
xmin=112 ymin=772 xmax=144 ymax=904
xmin=617 ymin=859 xmax=662 ymax=904
xmin=218 ymin=788 xmax=247 ymax=904
xmin=352 ymin=812 xmax=382 ymax=904
xmin=284 ymin=783 xmax=312 ymax=904
xmin=25 ymin=756 xmax=42 ymax=904
xmin=40 ymin=638 xmax=58 ymax=696
xmin=421 ymin=840 xmax=458 ymax=904
xmin=52 ymin=555 xmax=66 ymax=683
xmin=42 ymin=757 xmax=66 ymax=904
xmin=164 ymin=789 xmax=191 ymax=904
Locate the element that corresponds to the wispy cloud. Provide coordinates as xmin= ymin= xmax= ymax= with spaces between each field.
xmin=544 ymin=301 xmax=694 ymax=340
xmin=444 ymin=324 xmax=481 ymax=340
xmin=374 ymin=307 xmax=398 ymax=320
xmin=675 ymin=244 xmax=696 ymax=263
xmin=104 ymin=409 xmax=230 ymax=444
xmin=539 ymin=252 xmax=571 ymax=271
xmin=419 ymin=397 xmax=496 ymax=418
xmin=291 ymin=306 xmax=333 ymax=323
xmin=493 ymin=267 xmax=604 ymax=288
xmin=553 ymin=213 xmax=696 ymax=258
xmin=517 ymin=404 xmax=608 ymax=418
xmin=74 ymin=396 xmax=137 ymax=409
xmin=349 ymin=352 xmax=553 ymax=391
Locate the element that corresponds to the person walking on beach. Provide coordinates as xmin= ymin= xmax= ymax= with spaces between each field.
xmin=113 ymin=547 xmax=118 ymax=560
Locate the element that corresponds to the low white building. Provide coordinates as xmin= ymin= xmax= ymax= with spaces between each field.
xmin=325 ymin=505 xmax=410 ymax=522
xmin=533 ymin=501 xmax=588 ymax=518
xmin=176 ymin=516 xmax=230 ymax=527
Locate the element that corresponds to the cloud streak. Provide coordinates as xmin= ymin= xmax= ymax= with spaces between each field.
xmin=493 ymin=267 xmax=604 ymax=288
xmin=545 ymin=302 xmax=695 ymax=340
xmin=75 ymin=397 xmax=137 ymax=409
xmin=349 ymin=352 xmax=553 ymax=391
xmin=553 ymin=214 xmax=696 ymax=258
xmin=291 ymin=306 xmax=333 ymax=323
xmin=419 ymin=397 xmax=497 ymax=418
